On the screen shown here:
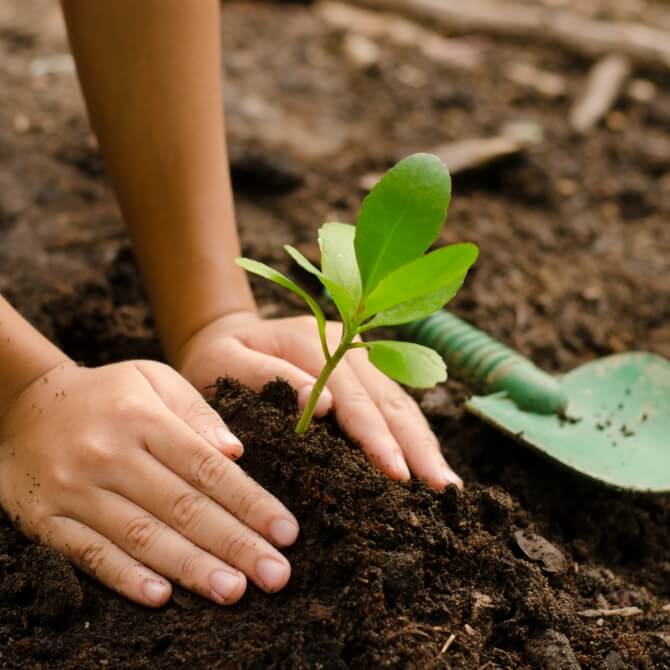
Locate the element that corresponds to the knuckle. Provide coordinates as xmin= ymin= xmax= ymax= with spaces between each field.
xmin=48 ymin=463 xmax=78 ymax=493
xmin=79 ymin=541 xmax=107 ymax=576
xmin=171 ymin=491 xmax=207 ymax=530
xmin=113 ymin=393 xmax=148 ymax=420
xmin=234 ymin=485 xmax=265 ymax=523
xmin=124 ymin=516 xmax=159 ymax=554
xmin=114 ymin=561 xmax=144 ymax=593
xmin=414 ymin=433 xmax=440 ymax=455
xmin=178 ymin=551 xmax=203 ymax=585
xmin=85 ymin=438 xmax=117 ymax=468
xmin=192 ymin=449 xmax=230 ymax=490
xmin=184 ymin=398 xmax=217 ymax=424
xmin=220 ymin=529 xmax=254 ymax=565
xmin=382 ymin=390 xmax=413 ymax=416
xmin=346 ymin=386 xmax=374 ymax=409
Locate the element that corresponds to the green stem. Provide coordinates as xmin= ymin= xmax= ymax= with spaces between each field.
xmin=295 ymin=326 xmax=356 ymax=434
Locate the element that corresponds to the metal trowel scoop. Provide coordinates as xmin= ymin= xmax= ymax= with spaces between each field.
xmin=401 ymin=311 xmax=670 ymax=493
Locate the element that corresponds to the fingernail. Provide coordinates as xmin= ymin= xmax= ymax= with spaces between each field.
xmin=441 ymin=463 xmax=463 ymax=489
xmin=394 ymin=453 xmax=411 ymax=481
xmin=214 ymin=426 xmax=244 ymax=456
xmin=209 ymin=569 xmax=242 ymax=601
xmin=141 ymin=579 xmax=170 ymax=605
xmin=255 ymin=557 xmax=290 ymax=592
xmin=268 ymin=518 xmax=299 ymax=546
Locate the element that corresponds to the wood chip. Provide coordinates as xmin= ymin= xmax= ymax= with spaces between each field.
xmin=439 ymin=633 xmax=456 ymax=655
xmin=343 ymin=33 xmax=380 ymax=67
xmin=354 ymin=0 xmax=670 ymax=69
xmin=514 ymin=529 xmax=567 ymax=574
xmin=316 ymin=1 xmax=482 ymax=69
xmin=504 ymin=61 xmax=566 ymax=98
xmin=570 ymin=53 xmax=631 ymax=133
xmin=578 ymin=606 xmax=643 ymax=618
xmin=359 ymin=136 xmax=522 ymax=190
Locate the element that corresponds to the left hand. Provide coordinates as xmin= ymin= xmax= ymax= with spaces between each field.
xmin=177 ymin=311 xmax=462 ymax=491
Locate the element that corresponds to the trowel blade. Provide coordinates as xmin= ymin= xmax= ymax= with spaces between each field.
xmin=465 ymin=352 xmax=670 ymax=492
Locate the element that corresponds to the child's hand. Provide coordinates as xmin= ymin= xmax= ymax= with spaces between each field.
xmin=178 ymin=312 xmax=462 ymax=491
xmin=0 ymin=360 xmax=298 ymax=607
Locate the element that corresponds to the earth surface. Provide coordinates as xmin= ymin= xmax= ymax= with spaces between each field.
xmin=0 ymin=0 xmax=669 ymax=668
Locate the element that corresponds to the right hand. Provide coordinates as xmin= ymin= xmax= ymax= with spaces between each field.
xmin=0 ymin=360 xmax=298 ymax=607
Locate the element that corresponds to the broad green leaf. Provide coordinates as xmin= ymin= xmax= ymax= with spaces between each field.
xmin=235 ymin=258 xmax=330 ymax=359
xmin=318 ymin=223 xmax=361 ymax=309
xmin=361 ymin=276 xmax=464 ymax=331
xmin=355 ymin=153 xmax=452 ymax=296
xmin=362 ymin=243 xmax=478 ymax=318
xmin=283 ymin=245 xmax=356 ymax=322
xmin=365 ymin=340 xmax=446 ymax=388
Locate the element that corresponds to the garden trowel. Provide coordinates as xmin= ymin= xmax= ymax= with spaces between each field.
xmin=401 ymin=311 xmax=670 ymax=493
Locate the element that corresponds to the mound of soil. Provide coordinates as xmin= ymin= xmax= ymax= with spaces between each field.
xmin=1 ymin=377 xmax=668 ymax=669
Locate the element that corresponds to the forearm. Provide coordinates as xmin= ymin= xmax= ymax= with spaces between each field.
xmin=61 ymin=0 xmax=256 ymax=364
xmin=0 ymin=295 xmax=72 ymax=413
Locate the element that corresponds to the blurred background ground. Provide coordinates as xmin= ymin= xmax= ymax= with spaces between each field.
xmin=0 ymin=1 xmax=669 ymax=668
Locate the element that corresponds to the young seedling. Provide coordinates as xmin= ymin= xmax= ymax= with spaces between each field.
xmin=236 ymin=153 xmax=479 ymax=434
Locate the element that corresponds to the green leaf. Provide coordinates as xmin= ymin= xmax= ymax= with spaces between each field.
xmin=361 ymin=276 xmax=465 ymax=330
xmin=283 ymin=245 xmax=356 ymax=322
xmin=354 ymin=153 xmax=452 ymax=296
xmin=318 ymin=223 xmax=361 ymax=311
xmin=362 ymin=243 xmax=478 ymax=318
xmin=235 ymin=258 xmax=330 ymax=359
xmin=365 ymin=340 xmax=446 ymax=388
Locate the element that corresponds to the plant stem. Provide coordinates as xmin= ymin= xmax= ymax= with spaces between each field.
xmin=295 ymin=327 xmax=356 ymax=434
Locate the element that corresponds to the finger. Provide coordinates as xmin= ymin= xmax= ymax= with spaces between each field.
xmin=346 ymin=348 xmax=462 ymax=490
xmin=143 ymin=407 xmax=299 ymax=550
xmin=216 ymin=339 xmax=333 ymax=417
xmin=111 ymin=449 xmax=293 ymax=593
xmin=71 ymin=490 xmax=250 ymax=604
xmin=44 ymin=516 xmax=172 ymax=607
xmin=134 ymin=360 xmax=243 ymax=459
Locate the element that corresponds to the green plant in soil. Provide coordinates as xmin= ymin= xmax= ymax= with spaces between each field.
xmin=236 ymin=153 xmax=479 ymax=434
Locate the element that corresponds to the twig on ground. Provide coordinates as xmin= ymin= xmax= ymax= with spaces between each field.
xmin=359 ymin=136 xmax=523 ymax=190
xmin=316 ymin=1 xmax=483 ymax=69
xmin=439 ymin=633 xmax=456 ymax=655
xmin=570 ymin=53 xmax=631 ymax=133
xmin=351 ymin=0 xmax=670 ymax=69
xmin=578 ymin=606 xmax=642 ymax=618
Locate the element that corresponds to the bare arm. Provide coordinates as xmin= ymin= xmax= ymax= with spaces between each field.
xmin=60 ymin=0 xmax=255 ymax=364
xmin=0 ymin=295 xmax=70 ymax=413
xmin=60 ymin=0 xmax=461 ymax=490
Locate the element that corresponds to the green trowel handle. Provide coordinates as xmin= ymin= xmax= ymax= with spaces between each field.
xmin=400 ymin=311 xmax=569 ymax=415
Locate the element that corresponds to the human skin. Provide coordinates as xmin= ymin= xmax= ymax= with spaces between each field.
xmin=0 ymin=0 xmax=462 ymax=609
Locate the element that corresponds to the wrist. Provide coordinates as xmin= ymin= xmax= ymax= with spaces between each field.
xmin=0 ymin=357 xmax=77 ymax=420
xmin=169 ymin=306 xmax=259 ymax=371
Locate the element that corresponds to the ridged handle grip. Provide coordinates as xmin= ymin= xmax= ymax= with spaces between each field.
xmin=400 ymin=311 xmax=568 ymax=415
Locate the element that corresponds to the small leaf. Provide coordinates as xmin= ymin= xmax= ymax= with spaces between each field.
xmin=365 ymin=340 xmax=446 ymax=388
xmin=318 ymin=223 xmax=361 ymax=311
xmin=235 ymin=258 xmax=330 ymax=359
xmin=361 ymin=276 xmax=464 ymax=330
xmin=362 ymin=243 xmax=478 ymax=318
xmin=355 ymin=154 xmax=451 ymax=295
xmin=283 ymin=245 xmax=356 ymax=322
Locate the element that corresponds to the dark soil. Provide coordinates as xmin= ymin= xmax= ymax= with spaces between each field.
xmin=1 ymin=0 xmax=670 ymax=668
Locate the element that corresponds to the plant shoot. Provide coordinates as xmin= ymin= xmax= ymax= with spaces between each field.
xmin=236 ymin=153 xmax=478 ymax=434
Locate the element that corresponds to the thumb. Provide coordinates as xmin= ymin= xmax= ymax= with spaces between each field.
xmin=133 ymin=360 xmax=243 ymax=460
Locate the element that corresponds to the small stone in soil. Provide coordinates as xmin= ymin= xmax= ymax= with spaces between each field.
xmin=525 ymin=629 xmax=581 ymax=670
